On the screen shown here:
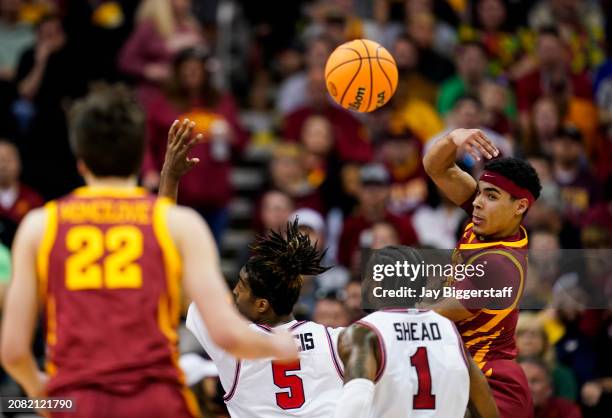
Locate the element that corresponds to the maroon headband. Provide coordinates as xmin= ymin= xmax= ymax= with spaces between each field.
xmin=480 ymin=170 xmax=535 ymax=206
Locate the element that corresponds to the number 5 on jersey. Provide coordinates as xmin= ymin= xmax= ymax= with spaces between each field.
xmin=65 ymin=225 xmax=143 ymax=290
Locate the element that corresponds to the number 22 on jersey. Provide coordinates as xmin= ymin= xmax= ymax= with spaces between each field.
xmin=65 ymin=225 xmax=143 ymax=290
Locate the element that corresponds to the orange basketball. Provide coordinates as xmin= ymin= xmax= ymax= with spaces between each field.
xmin=324 ymin=39 xmax=398 ymax=113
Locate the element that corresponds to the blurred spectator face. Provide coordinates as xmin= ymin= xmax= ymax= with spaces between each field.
xmin=172 ymin=0 xmax=192 ymax=17
xmin=526 ymin=157 xmax=553 ymax=183
xmin=532 ymin=98 xmax=560 ymax=140
xmin=551 ymin=0 xmax=578 ymax=22
xmin=178 ymin=57 xmax=206 ymax=91
xmin=480 ymin=80 xmax=507 ymax=113
xmin=521 ymin=361 xmax=552 ymax=408
xmin=405 ymin=0 xmax=433 ymax=16
xmin=261 ymin=191 xmax=293 ymax=231
xmin=313 ymin=298 xmax=350 ymax=327
xmin=306 ymin=37 xmax=334 ymax=69
xmin=393 ymin=37 xmax=419 ymax=72
xmin=307 ymin=67 xmax=328 ymax=108
xmin=516 ymin=325 xmax=546 ymax=357
xmin=38 ymin=17 xmax=66 ymax=48
xmin=372 ymin=0 xmax=390 ymax=23
xmin=551 ymin=135 xmax=582 ymax=167
xmin=478 ymin=0 xmax=506 ymax=31
xmin=457 ymin=45 xmax=487 ymax=84
xmin=408 ymin=13 xmax=435 ymax=48
xmin=381 ymin=137 xmax=418 ymax=167
xmin=359 ymin=185 xmax=389 ymax=213
xmin=370 ymin=222 xmax=400 ymax=249
xmin=452 ymin=98 xmax=482 ymax=128
xmin=537 ymin=34 xmax=565 ymax=70
xmin=270 ymin=146 xmax=305 ymax=190
xmin=301 ymin=115 xmax=333 ymax=156
xmin=0 ymin=142 xmax=20 ymax=188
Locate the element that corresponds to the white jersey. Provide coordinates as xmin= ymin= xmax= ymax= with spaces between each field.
xmin=358 ymin=309 xmax=469 ymax=418
xmin=186 ymin=304 xmax=344 ymax=417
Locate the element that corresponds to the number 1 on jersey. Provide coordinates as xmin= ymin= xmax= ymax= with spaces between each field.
xmin=410 ymin=347 xmax=436 ymax=409
xmin=272 ymin=360 xmax=305 ymax=410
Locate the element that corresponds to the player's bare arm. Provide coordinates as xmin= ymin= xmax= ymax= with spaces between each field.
xmin=423 ymin=129 xmax=498 ymax=206
xmin=0 ymin=208 xmax=48 ymax=398
xmin=333 ymin=324 xmax=380 ymax=418
xmin=167 ymin=204 xmax=298 ymax=361
xmin=465 ymin=346 xmax=499 ymax=418
xmin=158 ymin=118 xmax=201 ymax=202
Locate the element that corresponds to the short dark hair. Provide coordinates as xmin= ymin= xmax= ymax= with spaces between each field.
xmin=68 ymin=84 xmax=145 ymax=177
xmin=453 ymin=94 xmax=482 ymax=110
xmin=245 ymin=219 xmax=329 ymax=316
xmin=457 ymin=40 xmax=487 ymax=56
xmin=363 ymin=246 xmax=426 ymax=308
xmin=538 ymin=26 xmax=560 ymax=39
xmin=484 ymin=157 xmax=542 ymax=201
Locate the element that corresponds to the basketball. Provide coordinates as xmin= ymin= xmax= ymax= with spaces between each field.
xmin=324 ymin=39 xmax=398 ymax=113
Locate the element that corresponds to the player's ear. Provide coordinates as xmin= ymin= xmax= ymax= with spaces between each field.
xmin=76 ymin=160 xmax=89 ymax=177
xmin=515 ymin=198 xmax=529 ymax=216
xmin=254 ymin=298 xmax=270 ymax=314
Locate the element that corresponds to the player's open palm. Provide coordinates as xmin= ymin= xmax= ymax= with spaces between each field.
xmin=163 ymin=118 xmax=201 ymax=180
xmin=449 ymin=129 xmax=499 ymax=161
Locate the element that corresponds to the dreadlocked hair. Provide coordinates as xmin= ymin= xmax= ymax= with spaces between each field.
xmin=245 ymin=218 xmax=330 ymax=315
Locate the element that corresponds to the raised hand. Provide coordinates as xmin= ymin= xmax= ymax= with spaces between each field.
xmin=449 ymin=129 xmax=499 ymax=161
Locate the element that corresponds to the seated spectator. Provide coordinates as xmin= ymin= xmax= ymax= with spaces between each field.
xmin=520 ymin=357 xmax=583 ymax=418
xmin=369 ymin=221 xmax=401 ymax=249
xmin=338 ymin=163 xmax=418 ymax=269
xmin=0 ymin=0 xmax=34 ymax=81
xmin=517 ymin=312 xmax=578 ymax=401
xmin=404 ymin=0 xmax=457 ymax=61
xmin=437 ymin=41 xmax=489 ymax=116
xmin=311 ymin=293 xmax=350 ymax=328
xmin=14 ymin=13 xmax=84 ymax=199
xmin=362 ymin=0 xmax=402 ymax=51
xmin=344 ymin=277 xmax=364 ymax=322
xmin=141 ymin=47 xmax=247 ymax=244
xmin=282 ymin=67 xmax=373 ymax=163
xmin=118 ymin=0 xmax=204 ymax=107
xmin=516 ymin=27 xmax=592 ymax=135
xmin=479 ymin=78 xmax=515 ymax=137
xmin=524 ymin=96 xmax=562 ymax=155
xmin=258 ymin=190 xmax=294 ymax=235
xmin=550 ymin=125 xmax=600 ymax=226
xmin=391 ymin=33 xmax=438 ymax=106
xmin=378 ymin=129 xmax=428 ymax=214
xmin=0 ymin=139 xmax=42 ymax=225
xmin=269 ymin=143 xmax=323 ymax=213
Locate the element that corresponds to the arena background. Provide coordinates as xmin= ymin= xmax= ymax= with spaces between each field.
xmin=0 ymin=0 xmax=611 ymax=416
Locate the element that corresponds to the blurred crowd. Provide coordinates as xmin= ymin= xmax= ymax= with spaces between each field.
xmin=0 ymin=0 xmax=611 ymax=417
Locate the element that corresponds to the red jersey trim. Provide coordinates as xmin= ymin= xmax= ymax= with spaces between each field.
xmin=355 ymin=321 xmax=387 ymax=383
xmin=450 ymin=322 xmax=469 ymax=370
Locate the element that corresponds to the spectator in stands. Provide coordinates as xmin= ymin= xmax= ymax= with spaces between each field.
xmin=583 ymin=176 xmax=612 ymax=240
xmin=525 ymin=96 xmax=562 ymax=155
xmin=369 ymin=221 xmax=401 ymax=249
xmin=517 ymin=312 xmax=578 ymax=401
xmin=344 ymin=277 xmax=364 ymax=322
xmin=118 ymin=0 xmax=203 ymax=107
xmin=392 ymin=33 xmax=437 ymax=106
xmin=479 ymin=78 xmax=515 ymax=138
xmin=437 ymin=41 xmax=489 ymax=117
xmin=14 ymin=13 xmax=84 ymax=199
xmin=142 ymin=47 xmax=247 ymax=244
xmin=312 ymin=293 xmax=350 ymax=328
xmin=338 ymin=163 xmax=418 ymax=269
xmin=0 ymin=140 xmax=42 ymax=226
xmin=520 ymin=357 xmax=583 ymax=418
xmin=362 ymin=0 xmax=402 ymax=51
xmin=550 ymin=125 xmax=600 ymax=226
xmin=378 ymin=128 xmax=428 ymax=214
xmin=282 ymin=67 xmax=372 ymax=163
xmin=276 ymin=35 xmax=334 ymax=116
xmin=404 ymin=0 xmax=457 ymax=60
xmin=258 ymin=190 xmax=294 ymax=235
xmin=0 ymin=0 xmax=34 ymax=81
xmin=516 ymin=27 xmax=593 ymax=135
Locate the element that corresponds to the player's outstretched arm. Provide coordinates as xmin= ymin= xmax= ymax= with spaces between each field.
xmin=158 ymin=119 xmax=201 ymax=202
xmin=333 ymin=324 xmax=380 ymax=418
xmin=0 ymin=209 xmax=47 ymax=398
xmin=168 ymin=205 xmax=298 ymax=360
xmin=465 ymin=348 xmax=499 ymax=418
xmin=425 ymin=296 xmax=475 ymax=322
xmin=422 ymin=129 xmax=498 ymax=206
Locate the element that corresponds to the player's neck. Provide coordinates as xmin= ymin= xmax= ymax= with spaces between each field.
xmin=85 ymin=176 xmax=138 ymax=189
xmin=257 ymin=314 xmax=295 ymax=327
xmin=486 ymin=223 xmax=521 ymax=241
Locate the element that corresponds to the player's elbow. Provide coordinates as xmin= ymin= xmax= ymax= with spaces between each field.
xmin=1 ymin=341 xmax=30 ymax=372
